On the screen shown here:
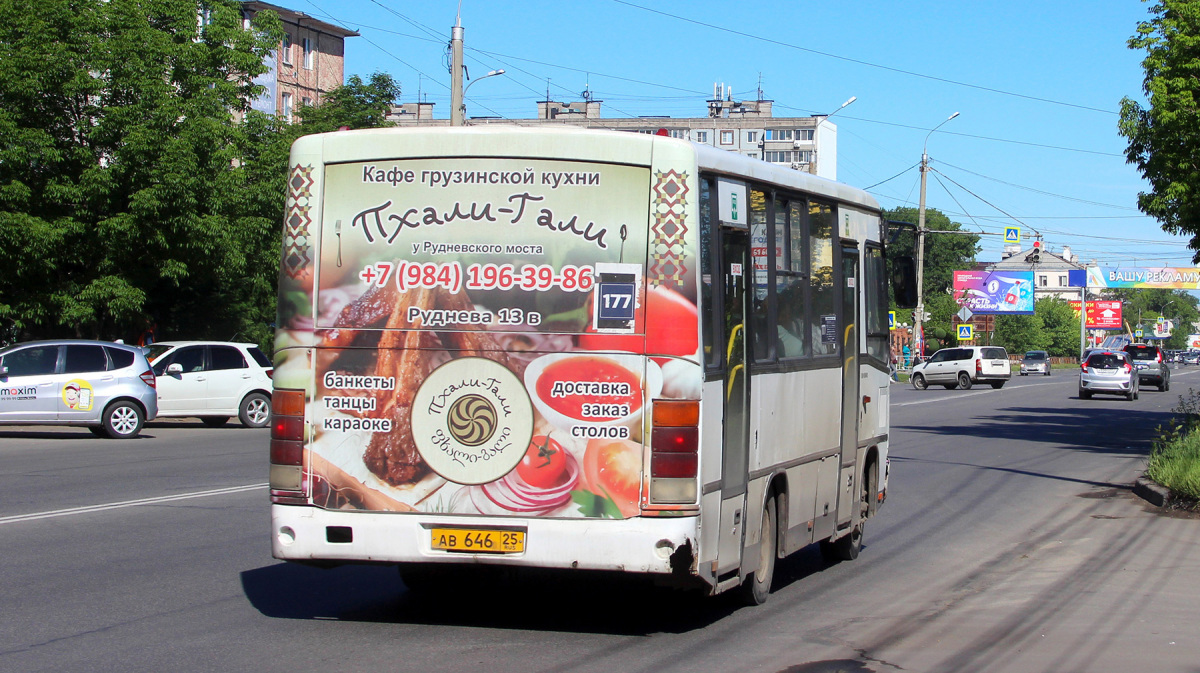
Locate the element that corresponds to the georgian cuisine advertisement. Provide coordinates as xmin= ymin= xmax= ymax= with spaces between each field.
xmin=276 ymin=155 xmax=701 ymax=520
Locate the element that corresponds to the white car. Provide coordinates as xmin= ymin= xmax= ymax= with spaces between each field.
xmin=145 ymin=341 xmax=273 ymax=427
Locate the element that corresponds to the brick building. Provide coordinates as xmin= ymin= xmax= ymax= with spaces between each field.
xmin=242 ymin=1 xmax=358 ymax=121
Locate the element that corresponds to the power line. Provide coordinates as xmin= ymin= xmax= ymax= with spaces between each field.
xmin=608 ymin=0 xmax=1118 ymax=115
xmin=937 ymin=161 xmax=1138 ymax=210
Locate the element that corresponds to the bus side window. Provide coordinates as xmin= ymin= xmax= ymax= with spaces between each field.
xmin=699 ymin=176 xmax=719 ymax=370
xmin=775 ymin=198 xmax=808 ymax=359
xmin=749 ymin=189 xmax=769 ymax=362
xmin=809 ymin=201 xmax=837 ymax=357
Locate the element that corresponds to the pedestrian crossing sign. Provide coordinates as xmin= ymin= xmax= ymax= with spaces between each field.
xmin=889 ymin=311 xmax=895 ymax=329
xmin=1004 ymin=227 xmax=1020 ymax=243
xmin=957 ymin=324 xmax=973 ymax=340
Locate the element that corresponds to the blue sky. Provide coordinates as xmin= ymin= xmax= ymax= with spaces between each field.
xmin=294 ymin=0 xmax=1186 ymax=268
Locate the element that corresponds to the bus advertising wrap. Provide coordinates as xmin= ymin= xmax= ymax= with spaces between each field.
xmin=952 ymin=270 xmax=1035 ymax=315
xmin=276 ymin=153 xmax=701 ymax=519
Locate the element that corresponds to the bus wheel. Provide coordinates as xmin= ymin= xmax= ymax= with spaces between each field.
xmin=741 ymin=495 xmax=777 ymax=606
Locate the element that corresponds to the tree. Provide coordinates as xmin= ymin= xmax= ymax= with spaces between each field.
xmin=1119 ymin=0 xmax=1200 ymax=258
xmin=886 ymin=207 xmax=981 ymax=304
xmin=994 ymin=313 xmax=1050 ymax=355
xmin=1036 ymin=297 xmax=1081 ymax=356
xmin=0 ymin=0 xmax=283 ymax=341
xmin=886 ymin=207 xmax=980 ymax=352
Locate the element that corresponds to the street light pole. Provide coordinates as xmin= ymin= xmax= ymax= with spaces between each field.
xmin=812 ymin=96 xmax=855 ymax=175
xmin=449 ymin=16 xmax=465 ymax=126
xmin=460 ymin=69 xmax=506 ymax=121
xmin=914 ymin=111 xmax=960 ymax=356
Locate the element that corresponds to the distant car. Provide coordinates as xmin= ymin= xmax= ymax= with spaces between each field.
xmin=1185 ymin=352 xmax=1200 ymax=365
xmin=1079 ymin=350 xmax=1139 ymax=400
xmin=145 ymin=341 xmax=273 ymax=427
xmin=910 ymin=345 xmax=1011 ymax=390
xmin=0 ymin=339 xmax=158 ymax=438
xmin=1020 ymin=350 xmax=1051 ymax=376
xmin=1123 ymin=342 xmax=1170 ymax=392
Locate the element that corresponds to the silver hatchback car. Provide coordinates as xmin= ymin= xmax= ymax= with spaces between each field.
xmin=1079 ymin=350 xmax=1139 ymax=401
xmin=0 ymin=340 xmax=159 ymax=437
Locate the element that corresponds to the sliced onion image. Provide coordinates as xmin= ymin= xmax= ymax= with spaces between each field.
xmin=471 ymin=453 xmax=580 ymax=514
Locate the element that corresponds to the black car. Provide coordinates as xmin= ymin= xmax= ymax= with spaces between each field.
xmin=1123 ymin=342 xmax=1170 ymax=391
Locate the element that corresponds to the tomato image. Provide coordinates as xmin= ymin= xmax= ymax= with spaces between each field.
xmin=578 ymin=285 xmax=697 ymax=358
xmin=516 ymin=435 xmax=570 ymax=489
xmin=583 ymin=438 xmax=642 ymax=517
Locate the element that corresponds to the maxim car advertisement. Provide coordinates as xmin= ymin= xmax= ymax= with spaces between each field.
xmin=277 ymin=154 xmax=701 ymax=519
xmin=953 ymin=270 xmax=1035 ymax=314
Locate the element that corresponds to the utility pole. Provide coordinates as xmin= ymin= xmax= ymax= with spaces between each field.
xmin=914 ymin=112 xmax=959 ymax=356
xmin=449 ymin=15 xmax=464 ymax=126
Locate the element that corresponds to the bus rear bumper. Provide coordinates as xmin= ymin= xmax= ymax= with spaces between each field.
xmin=271 ymin=505 xmax=700 ymax=576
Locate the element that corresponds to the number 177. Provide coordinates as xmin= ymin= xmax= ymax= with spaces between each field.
xmin=603 ymin=293 xmax=631 ymax=309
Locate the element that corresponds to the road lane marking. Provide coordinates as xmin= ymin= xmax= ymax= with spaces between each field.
xmin=0 ymin=483 xmax=268 ymax=526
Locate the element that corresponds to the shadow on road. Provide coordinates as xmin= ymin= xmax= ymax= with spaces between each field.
xmin=241 ymin=561 xmax=746 ymax=634
xmin=241 ymin=543 xmax=841 ymax=634
xmin=897 ymin=404 xmax=1175 ymax=457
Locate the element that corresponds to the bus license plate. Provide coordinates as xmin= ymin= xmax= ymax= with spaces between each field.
xmin=431 ymin=528 xmax=525 ymax=554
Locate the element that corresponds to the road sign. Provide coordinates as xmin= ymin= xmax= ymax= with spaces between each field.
xmin=1157 ymin=316 xmax=1165 ymax=324
xmin=957 ymin=324 xmax=973 ymax=341
xmin=1135 ymin=329 xmax=1144 ymax=338
xmin=889 ymin=311 xmax=895 ymax=329
xmin=1004 ymin=226 xmax=1020 ymax=243
xmin=956 ymin=307 xmax=973 ymax=322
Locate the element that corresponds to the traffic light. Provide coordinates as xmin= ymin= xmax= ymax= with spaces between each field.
xmin=1026 ymin=249 xmax=1041 ymax=263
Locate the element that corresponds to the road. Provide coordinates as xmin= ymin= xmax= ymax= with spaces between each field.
xmin=2 ymin=369 xmax=1198 ymax=673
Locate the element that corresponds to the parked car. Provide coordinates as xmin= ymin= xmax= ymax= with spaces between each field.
xmin=0 ymin=340 xmax=157 ymax=438
xmin=910 ymin=345 xmax=1011 ymax=390
xmin=1079 ymin=350 xmax=1139 ymax=400
xmin=1019 ymin=350 xmax=1051 ymax=376
xmin=144 ymin=341 xmax=273 ymax=427
xmin=1123 ymin=342 xmax=1170 ymax=392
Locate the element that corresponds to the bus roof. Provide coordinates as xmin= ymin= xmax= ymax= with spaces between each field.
xmin=296 ymin=125 xmax=880 ymax=212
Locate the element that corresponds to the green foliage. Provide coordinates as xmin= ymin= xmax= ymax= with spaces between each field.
xmin=0 ymin=1 xmax=399 ymax=347
xmin=886 ymin=207 xmax=981 ymax=304
xmin=1036 ymin=297 xmax=1082 ymax=356
xmin=1149 ymin=390 xmax=1200 ymax=502
xmin=1119 ymin=0 xmax=1200 ymax=259
xmin=994 ymin=313 xmax=1050 ymax=354
xmin=1104 ymin=287 xmax=1199 ymax=348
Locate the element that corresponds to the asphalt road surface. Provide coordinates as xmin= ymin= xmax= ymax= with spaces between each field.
xmin=2 ymin=368 xmax=1198 ymax=673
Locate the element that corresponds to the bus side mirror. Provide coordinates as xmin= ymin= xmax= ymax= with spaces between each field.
xmin=891 ymin=256 xmax=918 ymax=308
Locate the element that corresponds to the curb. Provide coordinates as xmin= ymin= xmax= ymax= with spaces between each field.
xmin=1133 ymin=476 xmax=1172 ymax=508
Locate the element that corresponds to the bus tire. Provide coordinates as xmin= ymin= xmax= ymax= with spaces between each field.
xmin=741 ymin=495 xmax=777 ymax=606
xmin=911 ymin=374 xmax=927 ymax=390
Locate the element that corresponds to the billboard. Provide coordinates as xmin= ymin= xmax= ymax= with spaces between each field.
xmin=1068 ymin=300 xmax=1123 ymax=329
xmin=1086 ymin=266 xmax=1200 ymax=289
xmin=953 ymin=270 xmax=1035 ymax=315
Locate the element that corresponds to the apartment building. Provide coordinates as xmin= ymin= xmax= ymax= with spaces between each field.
xmin=242 ymin=1 xmax=358 ymax=121
xmin=387 ymin=84 xmax=841 ymax=180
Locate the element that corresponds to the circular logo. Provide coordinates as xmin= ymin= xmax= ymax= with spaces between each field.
xmin=447 ymin=394 xmax=497 ymax=447
xmin=411 ymin=357 xmax=533 ymax=485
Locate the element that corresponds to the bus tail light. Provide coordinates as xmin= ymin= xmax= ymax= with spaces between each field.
xmin=649 ymin=400 xmax=699 ymax=504
xmin=270 ymin=389 xmax=308 ymax=503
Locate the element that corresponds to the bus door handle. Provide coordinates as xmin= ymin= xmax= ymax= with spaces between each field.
xmin=726 ymin=364 xmax=744 ymax=400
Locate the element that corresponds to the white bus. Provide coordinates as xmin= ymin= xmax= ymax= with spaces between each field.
xmin=268 ymin=126 xmax=905 ymax=603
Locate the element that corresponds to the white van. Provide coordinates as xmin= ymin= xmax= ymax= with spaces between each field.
xmin=911 ymin=346 xmax=1011 ymax=390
